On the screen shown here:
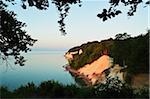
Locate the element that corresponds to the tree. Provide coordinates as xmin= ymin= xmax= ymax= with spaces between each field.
xmin=1 ymin=0 xmax=149 ymax=65
xmin=111 ymin=32 xmax=149 ymax=74
xmin=3 ymin=0 xmax=150 ymax=35
xmin=0 ymin=1 xmax=37 ymax=66
xmin=115 ymin=33 xmax=131 ymax=40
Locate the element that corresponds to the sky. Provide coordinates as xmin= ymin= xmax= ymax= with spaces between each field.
xmin=7 ymin=0 xmax=149 ymax=50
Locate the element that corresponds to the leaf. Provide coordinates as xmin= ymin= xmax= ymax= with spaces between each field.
xmin=103 ymin=16 xmax=107 ymax=21
xmin=103 ymin=9 xmax=107 ymax=13
xmin=28 ymin=0 xmax=34 ymax=6
xmin=22 ymin=3 xmax=26 ymax=9
xmin=111 ymin=12 xmax=115 ymax=17
xmin=107 ymin=14 xmax=111 ymax=18
xmin=97 ymin=14 xmax=103 ymax=18
xmin=146 ymin=0 xmax=150 ymax=4
xmin=115 ymin=10 xmax=122 ymax=15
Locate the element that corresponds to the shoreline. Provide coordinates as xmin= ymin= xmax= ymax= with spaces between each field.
xmin=63 ymin=65 xmax=92 ymax=86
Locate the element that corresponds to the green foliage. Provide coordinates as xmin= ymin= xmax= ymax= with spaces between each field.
xmin=94 ymin=77 xmax=134 ymax=98
xmin=0 ymin=86 xmax=13 ymax=98
xmin=69 ymin=39 xmax=113 ymax=69
xmin=0 ymin=80 xmax=149 ymax=98
xmin=115 ymin=33 xmax=131 ymax=40
xmin=133 ymin=88 xmax=149 ymax=98
xmin=68 ymin=32 xmax=149 ymax=77
xmin=111 ymin=33 xmax=149 ymax=74
xmin=63 ymin=84 xmax=79 ymax=98
xmin=37 ymin=80 xmax=64 ymax=98
xmin=14 ymin=82 xmax=37 ymax=98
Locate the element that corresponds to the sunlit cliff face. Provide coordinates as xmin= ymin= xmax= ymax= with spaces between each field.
xmin=65 ymin=50 xmax=126 ymax=85
xmin=78 ymin=55 xmax=112 ymax=84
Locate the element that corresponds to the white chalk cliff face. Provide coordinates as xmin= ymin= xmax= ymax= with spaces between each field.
xmin=65 ymin=49 xmax=126 ymax=85
xmin=78 ymin=55 xmax=113 ymax=84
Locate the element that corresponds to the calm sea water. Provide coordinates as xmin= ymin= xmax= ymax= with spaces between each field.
xmin=0 ymin=50 xmax=75 ymax=90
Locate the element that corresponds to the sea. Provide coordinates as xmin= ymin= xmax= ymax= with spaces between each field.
xmin=0 ymin=50 xmax=75 ymax=91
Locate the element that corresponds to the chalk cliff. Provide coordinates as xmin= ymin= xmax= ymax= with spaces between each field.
xmin=65 ymin=50 xmax=126 ymax=85
xmin=64 ymin=33 xmax=149 ymax=87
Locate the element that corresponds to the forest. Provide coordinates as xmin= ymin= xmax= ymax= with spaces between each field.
xmin=1 ymin=79 xmax=149 ymax=98
xmin=68 ymin=32 xmax=149 ymax=76
xmin=68 ymin=32 xmax=149 ymax=86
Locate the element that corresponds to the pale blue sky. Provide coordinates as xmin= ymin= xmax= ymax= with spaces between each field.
xmin=7 ymin=0 xmax=149 ymax=50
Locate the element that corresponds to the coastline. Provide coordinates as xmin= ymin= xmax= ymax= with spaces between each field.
xmin=63 ymin=65 xmax=92 ymax=86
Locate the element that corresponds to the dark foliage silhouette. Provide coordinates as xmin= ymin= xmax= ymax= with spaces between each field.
xmin=94 ymin=77 xmax=134 ymax=98
xmin=3 ymin=0 xmax=149 ymax=35
xmin=0 ymin=1 xmax=37 ymax=66
xmin=111 ymin=32 xmax=149 ymax=74
xmin=52 ymin=0 xmax=81 ymax=35
xmin=97 ymin=8 xmax=122 ymax=21
xmin=0 ymin=80 xmax=149 ymax=98
xmin=97 ymin=0 xmax=147 ymax=21
xmin=6 ymin=0 xmax=49 ymax=10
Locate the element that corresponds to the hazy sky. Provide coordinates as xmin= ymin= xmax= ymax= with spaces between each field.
xmin=7 ymin=0 xmax=149 ymax=50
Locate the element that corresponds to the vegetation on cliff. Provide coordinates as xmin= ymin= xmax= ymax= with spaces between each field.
xmin=111 ymin=33 xmax=149 ymax=75
xmin=69 ymin=38 xmax=114 ymax=69
xmin=68 ymin=32 xmax=149 ymax=76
